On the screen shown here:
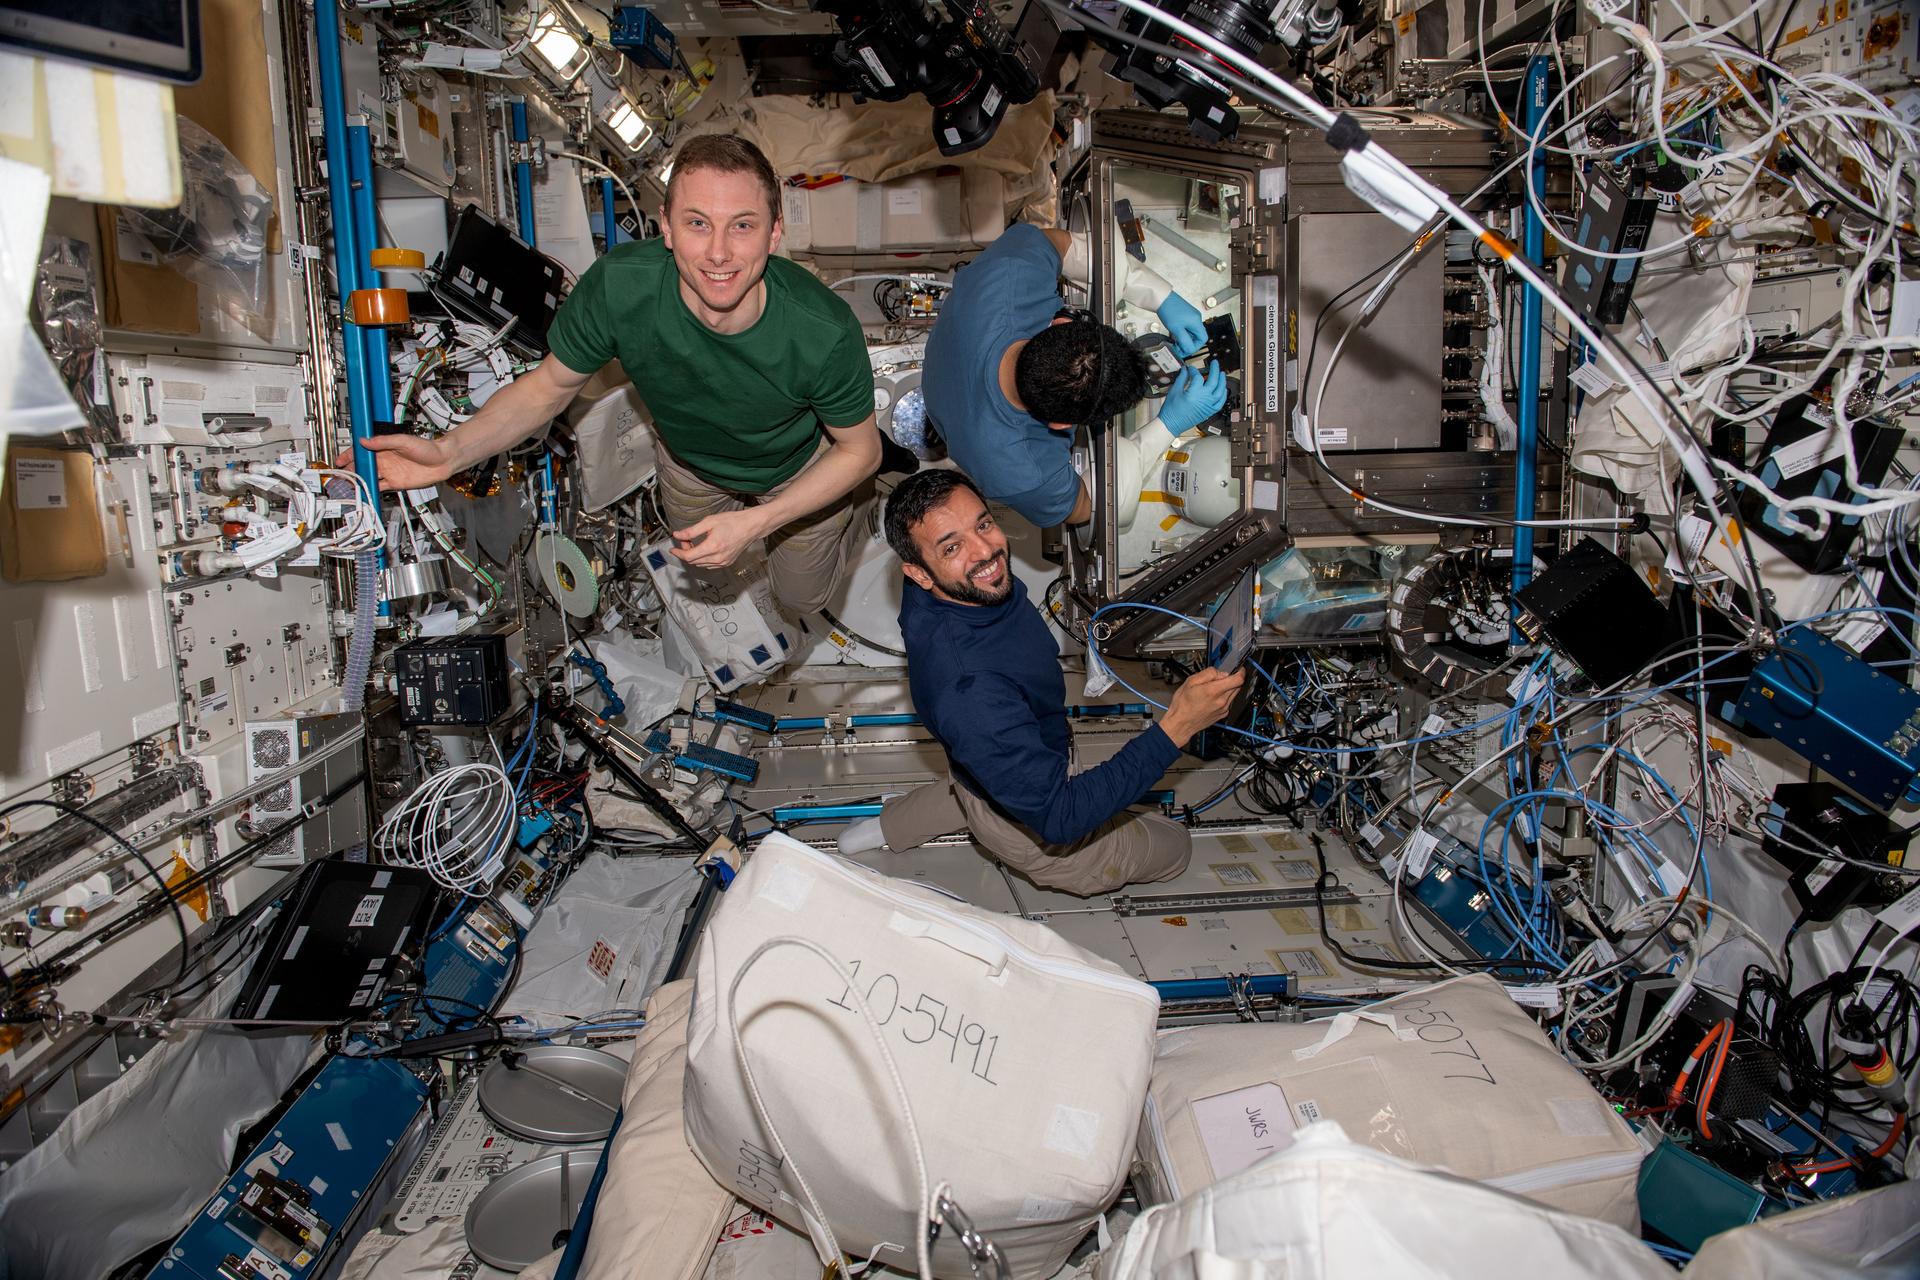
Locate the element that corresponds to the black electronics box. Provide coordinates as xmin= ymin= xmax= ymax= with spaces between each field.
xmin=1760 ymin=782 xmax=1911 ymax=921
xmin=396 ymin=631 xmax=512 ymax=726
xmin=426 ymin=204 xmax=566 ymax=358
xmin=1738 ymin=394 xmax=1900 ymax=573
xmin=1607 ymin=977 xmax=1780 ymax=1123
xmin=231 ymin=859 xmax=440 ymax=1022
xmin=1562 ymin=164 xmax=1656 ymax=326
xmin=1515 ymin=538 xmax=1667 ymax=687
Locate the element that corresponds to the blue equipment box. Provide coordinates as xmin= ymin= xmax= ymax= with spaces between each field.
xmin=1735 ymin=628 xmax=1920 ymax=810
xmin=148 ymin=1057 xmax=431 ymax=1280
xmin=608 ymin=6 xmax=677 ymax=69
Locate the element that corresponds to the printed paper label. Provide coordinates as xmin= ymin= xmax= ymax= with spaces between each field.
xmin=1876 ymin=882 xmax=1920 ymax=934
xmin=1403 ymin=829 xmax=1440 ymax=879
xmin=1192 ymin=1082 xmax=1296 ymax=1181
xmin=1569 ymin=362 xmax=1615 ymax=396
xmin=857 ymin=45 xmax=895 ymax=89
xmin=1770 ymin=420 xmax=1849 ymax=480
xmin=13 ymin=458 xmax=66 ymax=509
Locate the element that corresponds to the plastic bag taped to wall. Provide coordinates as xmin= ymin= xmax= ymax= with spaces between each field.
xmin=117 ymin=117 xmax=273 ymax=327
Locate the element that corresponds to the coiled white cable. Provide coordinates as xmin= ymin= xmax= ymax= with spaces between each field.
xmin=374 ymin=762 xmax=515 ymax=894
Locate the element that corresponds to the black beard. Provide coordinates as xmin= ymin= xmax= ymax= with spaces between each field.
xmin=934 ymin=551 xmax=1013 ymax=605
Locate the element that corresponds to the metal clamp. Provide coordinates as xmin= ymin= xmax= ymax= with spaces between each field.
xmin=1228 ymin=973 xmax=1260 ymax=1023
xmin=928 ymin=1190 xmax=1011 ymax=1280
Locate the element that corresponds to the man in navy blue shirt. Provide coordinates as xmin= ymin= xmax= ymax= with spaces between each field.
xmin=922 ymin=223 xmax=1229 ymax=529
xmin=838 ymin=470 xmax=1245 ymax=896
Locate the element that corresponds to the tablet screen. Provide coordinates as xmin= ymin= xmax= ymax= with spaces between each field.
xmin=1206 ymin=567 xmax=1257 ymax=673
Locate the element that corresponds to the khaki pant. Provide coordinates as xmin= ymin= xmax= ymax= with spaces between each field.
xmin=878 ymin=777 xmax=1191 ymax=898
xmin=653 ymin=437 xmax=873 ymax=619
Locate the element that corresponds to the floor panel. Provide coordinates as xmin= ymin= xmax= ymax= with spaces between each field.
xmin=727 ymin=670 xmax=1467 ymax=995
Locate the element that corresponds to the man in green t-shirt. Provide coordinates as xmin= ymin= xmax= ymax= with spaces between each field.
xmin=359 ymin=135 xmax=881 ymax=619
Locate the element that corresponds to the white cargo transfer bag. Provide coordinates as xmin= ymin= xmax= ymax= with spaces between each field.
xmin=1137 ymin=974 xmax=1645 ymax=1229
xmin=1096 ymin=1120 xmax=1671 ymax=1280
xmin=683 ymin=833 xmax=1161 ymax=1279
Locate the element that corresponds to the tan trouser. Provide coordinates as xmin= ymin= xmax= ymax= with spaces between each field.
xmin=653 ymin=437 xmax=873 ymax=619
xmin=878 ymin=777 xmax=1191 ymax=898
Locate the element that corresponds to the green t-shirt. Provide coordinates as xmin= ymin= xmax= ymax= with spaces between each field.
xmin=546 ymin=239 xmax=873 ymax=493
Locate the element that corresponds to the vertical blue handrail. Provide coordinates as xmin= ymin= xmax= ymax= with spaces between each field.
xmin=314 ymin=0 xmax=388 ymax=602
xmin=1511 ymin=54 xmax=1551 ymax=640
xmin=346 ymin=126 xmax=395 ymax=428
xmin=511 ymin=99 xmax=537 ymax=246
xmin=599 ymin=176 xmax=619 ymax=251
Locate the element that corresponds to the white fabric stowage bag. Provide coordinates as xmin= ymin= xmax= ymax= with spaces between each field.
xmin=1096 ymin=1120 xmax=1671 ymax=1280
xmin=1138 ymin=974 xmax=1645 ymax=1229
xmin=683 ymin=832 xmax=1160 ymax=1279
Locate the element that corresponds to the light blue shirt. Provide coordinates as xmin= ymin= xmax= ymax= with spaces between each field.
xmin=924 ymin=224 xmax=1078 ymax=527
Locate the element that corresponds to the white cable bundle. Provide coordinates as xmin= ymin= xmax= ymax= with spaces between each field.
xmin=374 ymin=763 xmax=516 ymax=894
xmin=315 ymin=469 xmax=386 ymax=556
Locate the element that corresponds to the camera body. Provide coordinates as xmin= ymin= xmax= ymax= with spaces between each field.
xmin=814 ymin=0 xmax=1058 ymax=156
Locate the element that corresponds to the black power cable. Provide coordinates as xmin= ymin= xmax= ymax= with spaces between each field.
xmin=0 ymin=797 xmax=193 ymax=991
xmin=44 ymin=771 xmax=367 ymax=999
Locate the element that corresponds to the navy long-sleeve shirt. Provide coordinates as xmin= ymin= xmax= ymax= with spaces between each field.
xmin=900 ymin=577 xmax=1179 ymax=846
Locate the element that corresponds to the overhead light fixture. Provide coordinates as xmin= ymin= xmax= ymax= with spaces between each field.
xmin=529 ymin=10 xmax=588 ymax=81
xmin=606 ymin=101 xmax=654 ymax=152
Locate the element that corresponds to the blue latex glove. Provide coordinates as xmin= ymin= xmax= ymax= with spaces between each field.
xmin=1160 ymin=360 xmax=1228 ymax=436
xmin=1157 ymin=292 xmax=1209 ymax=358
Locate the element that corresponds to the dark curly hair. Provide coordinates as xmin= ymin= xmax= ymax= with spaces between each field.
xmin=1013 ymin=319 xmax=1150 ymax=426
xmin=884 ymin=469 xmax=984 ymax=570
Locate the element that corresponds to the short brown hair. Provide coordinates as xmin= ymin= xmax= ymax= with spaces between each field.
xmin=665 ymin=135 xmax=782 ymax=222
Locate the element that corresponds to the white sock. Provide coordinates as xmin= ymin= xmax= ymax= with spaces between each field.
xmin=838 ymin=816 xmax=887 ymax=855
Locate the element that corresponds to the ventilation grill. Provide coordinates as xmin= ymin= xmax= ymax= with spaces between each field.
xmin=258 ymin=830 xmax=301 ymax=867
xmin=251 ymin=728 xmax=292 ymax=770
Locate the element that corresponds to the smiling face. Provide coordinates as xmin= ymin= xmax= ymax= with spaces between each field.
xmin=661 ymin=164 xmax=782 ymax=329
xmin=902 ymin=486 xmax=1013 ymax=606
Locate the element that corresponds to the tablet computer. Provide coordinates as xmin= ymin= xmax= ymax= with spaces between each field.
xmin=1206 ymin=567 xmax=1257 ymax=673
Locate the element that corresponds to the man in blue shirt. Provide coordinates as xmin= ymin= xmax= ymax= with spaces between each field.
xmin=837 ymin=470 xmax=1245 ymax=895
xmin=922 ymin=223 xmax=1229 ymax=529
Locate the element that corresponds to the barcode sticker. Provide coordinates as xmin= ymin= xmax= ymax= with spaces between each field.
xmin=1507 ymin=983 xmax=1564 ymax=1013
